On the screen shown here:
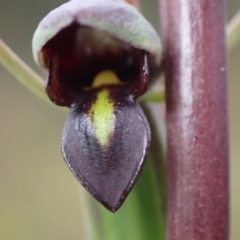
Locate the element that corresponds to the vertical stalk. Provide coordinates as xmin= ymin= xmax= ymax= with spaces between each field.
xmin=160 ymin=0 xmax=229 ymax=240
xmin=125 ymin=0 xmax=141 ymax=10
xmin=227 ymin=9 xmax=240 ymax=51
xmin=0 ymin=39 xmax=47 ymax=102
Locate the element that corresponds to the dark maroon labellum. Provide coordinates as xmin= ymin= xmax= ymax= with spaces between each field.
xmin=41 ymin=23 xmax=151 ymax=212
xmin=62 ymin=90 xmax=150 ymax=211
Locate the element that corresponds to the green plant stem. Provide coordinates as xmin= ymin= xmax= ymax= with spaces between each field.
xmin=139 ymin=87 xmax=165 ymax=103
xmin=227 ymin=9 xmax=240 ymax=51
xmin=142 ymin=102 xmax=167 ymax=214
xmin=0 ymin=38 xmax=48 ymax=102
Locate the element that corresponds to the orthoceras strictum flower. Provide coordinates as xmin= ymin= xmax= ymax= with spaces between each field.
xmin=32 ymin=0 xmax=161 ymax=212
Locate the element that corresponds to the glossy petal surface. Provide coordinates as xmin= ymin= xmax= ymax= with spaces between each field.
xmin=62 ymin=90 xmax=150 ymax=212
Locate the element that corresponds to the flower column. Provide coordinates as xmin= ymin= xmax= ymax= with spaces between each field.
xmin=160 ymin=0 xmax=229 ymax=239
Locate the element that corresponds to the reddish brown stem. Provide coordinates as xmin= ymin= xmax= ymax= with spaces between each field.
xmin=124 ymin=0 xmax=141 ymax=10
xmin=160 ymin=0 xmax=229 ymax=239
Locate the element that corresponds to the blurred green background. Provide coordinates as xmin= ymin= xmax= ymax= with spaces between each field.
xmin=0 ymin=0 xmax=239 ymax=239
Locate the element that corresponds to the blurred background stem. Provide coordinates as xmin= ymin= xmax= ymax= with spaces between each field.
xmin=0 ymin=38 xmax=48 ymax=102
xmin=227 ymin=9 xmax=240 ymax=51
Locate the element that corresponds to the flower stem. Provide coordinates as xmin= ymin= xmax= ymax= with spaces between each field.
xmin=124 ymin=0 xmax=141 ymax=10
xmin=142 ymin=102 xmax=167 ymax=216
xmin=0 ymin=38 xmax=48 ymax=102
xmin=139 ymin=87 xmax=165 ymax=103
xmin=160 ymin=0 xmax=229 ymax=239
xmin=227 ymin=9 xmax=240 ymax=51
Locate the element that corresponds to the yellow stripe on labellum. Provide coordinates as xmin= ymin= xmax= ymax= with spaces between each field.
xmin=83 ymin=70 xmax=125 ymax=91
xmin=88 ymin=71 xmax=118 ymax=147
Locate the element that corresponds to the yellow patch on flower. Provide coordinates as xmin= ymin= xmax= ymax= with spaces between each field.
xmin=88 ymin=71 xmax=118 ymax=147
xmin=84 ymin=70 xmax=124 ymax=91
